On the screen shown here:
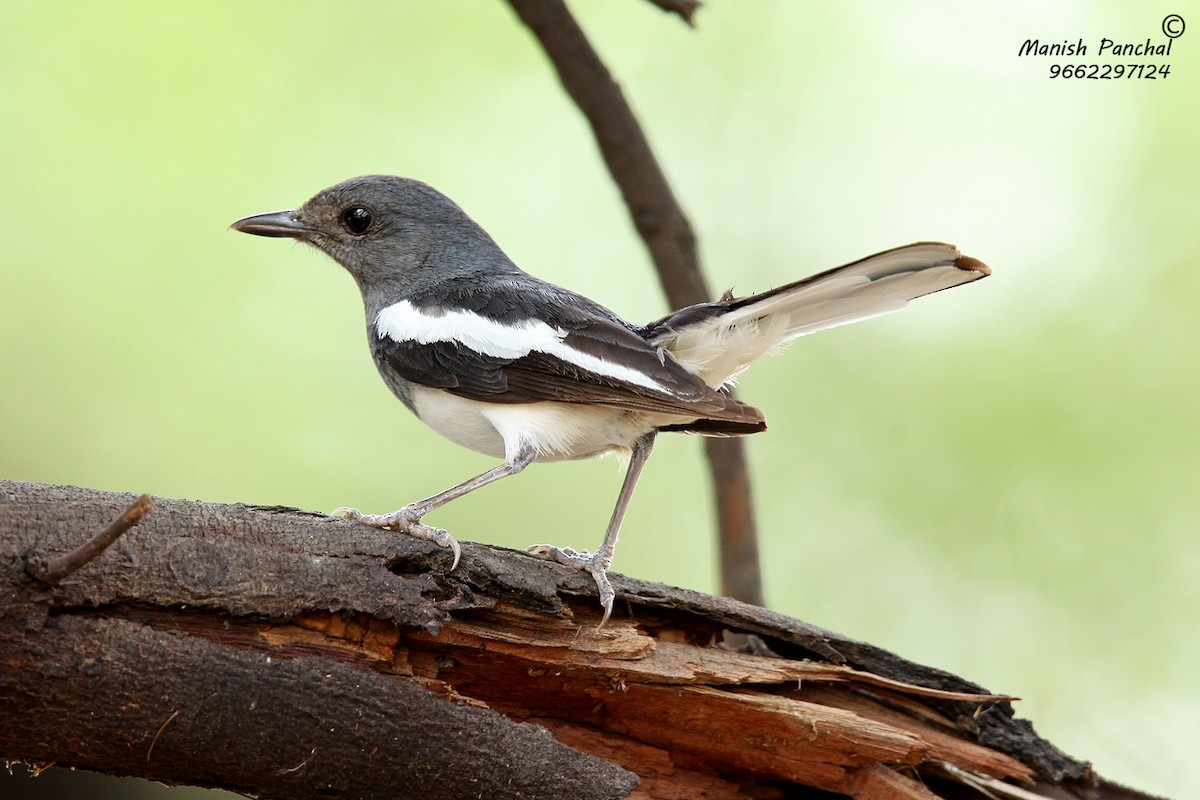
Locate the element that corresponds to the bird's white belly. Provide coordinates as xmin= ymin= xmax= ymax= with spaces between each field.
xmin=410 ymin=386 xmax=655 ymax=463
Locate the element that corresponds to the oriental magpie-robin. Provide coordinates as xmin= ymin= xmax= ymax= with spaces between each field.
xmin=232 ymin=175 xmax=990 ymax=624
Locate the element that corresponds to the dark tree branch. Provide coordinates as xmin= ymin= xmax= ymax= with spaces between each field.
xmin=642 ymin=0 xmax=702 ymax=27
xmin=8 ymin=615 xmax=631 ymax=800
xmin=505 ymin=0 xmax=763 ymax=606
xmin=506 ymin=0 xmax=707 ymax=305
xmin=0 ymin=480 xmax=1159 ymax=800
xmin=705 ymin=437 xmax=762 ymax=602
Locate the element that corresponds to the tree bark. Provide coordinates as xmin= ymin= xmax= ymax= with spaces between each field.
xmin=0 ymin=480 xmax=1154 ymax=799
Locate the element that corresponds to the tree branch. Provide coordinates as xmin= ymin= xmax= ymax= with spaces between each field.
xmin=642 ymin=0 xmax=702 ymax=27
xmin=1 ymin=480 xmax=1155 ymax=799
xmin=506 ymin=0 xmax=708 ymax=306
xmin=504 ymin=0 xmax=763 ymax=605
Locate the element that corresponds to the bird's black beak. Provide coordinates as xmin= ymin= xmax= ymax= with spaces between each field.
xmin=230 ymin=210 xmax=319 ymax=240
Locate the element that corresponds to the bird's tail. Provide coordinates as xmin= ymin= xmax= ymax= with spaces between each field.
xmin=644 ymin=242 xmax=990 ymax=388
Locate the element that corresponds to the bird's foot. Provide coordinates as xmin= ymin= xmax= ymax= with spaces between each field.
xmin=334 ymin=505 xmax=461 ymax=570
xmin=526 ymin=544 xmax=615 ymax=626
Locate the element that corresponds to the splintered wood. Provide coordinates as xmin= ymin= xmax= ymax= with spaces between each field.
xmin=273 ymin=603 xmax=1037 ymax=799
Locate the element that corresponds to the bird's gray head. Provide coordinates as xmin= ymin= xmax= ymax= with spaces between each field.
xmin=231 ymin=175 xmax=518 ymax=299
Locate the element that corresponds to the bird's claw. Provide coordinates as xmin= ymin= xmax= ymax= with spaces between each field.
xmin=527 ymin=544 xmax=615 ymax=626
xmin=335 ymin=505 xmax=461 ymax=570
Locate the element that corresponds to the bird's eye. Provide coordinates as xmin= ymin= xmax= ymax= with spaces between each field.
xmin=340 ymin=206 xmax=373 ymax=235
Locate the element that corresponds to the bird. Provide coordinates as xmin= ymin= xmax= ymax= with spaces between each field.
xmin=231 ymin=175 xmax=990 ymax=624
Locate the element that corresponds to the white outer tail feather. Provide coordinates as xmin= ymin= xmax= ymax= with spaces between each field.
xmin=659 ymin=243 xmax=989 ymax=388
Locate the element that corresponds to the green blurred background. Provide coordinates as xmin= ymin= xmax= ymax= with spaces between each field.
xmin=2 ymin=2 xmax=1196 ymax=798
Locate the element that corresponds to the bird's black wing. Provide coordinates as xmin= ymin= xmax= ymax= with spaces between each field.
xmin=371 ymin=297 xmax=764 ymax=431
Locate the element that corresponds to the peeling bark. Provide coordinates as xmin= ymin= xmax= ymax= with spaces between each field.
xmin=0 ymin=480 xmax=1154 ymax=799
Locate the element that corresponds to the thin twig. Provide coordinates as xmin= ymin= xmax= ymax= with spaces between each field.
xmin=27 ymin=493 xmax=152 ymax=582
xmin=505 ymin=0 xmax=763 ymax=605
xmin=146 ymin=709 xmax=181 ymax=762
xmin=278 ymin=748 xmax=317 ymax=775
xmin=643 ymin=0 xmax=702 ymax=27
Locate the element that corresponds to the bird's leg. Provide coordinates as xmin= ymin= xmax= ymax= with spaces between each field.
xmin=336 ymin=444 xmax=537 ymax=570
xmin=528 ymin=430 xmax=657 ymax=626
